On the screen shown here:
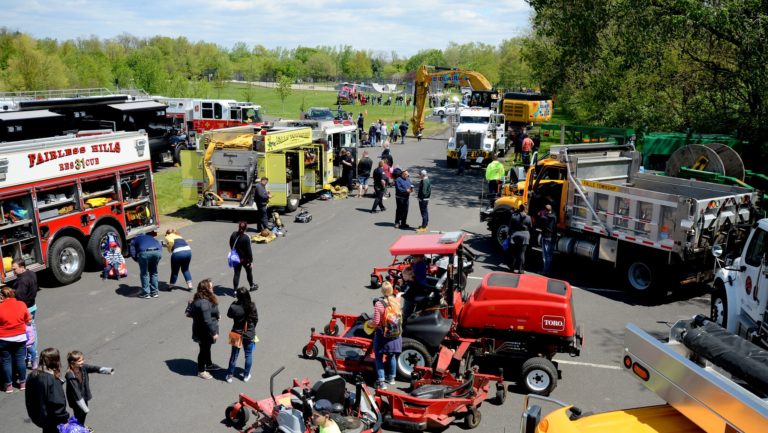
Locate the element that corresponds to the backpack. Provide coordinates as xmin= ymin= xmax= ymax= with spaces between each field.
xmin=380 ymin=298 xmax=403 ymax=338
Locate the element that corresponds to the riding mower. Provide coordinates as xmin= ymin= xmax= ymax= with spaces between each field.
xmin=224 ymin=366 xmax=382 ymax=433
xmin=368 ymin=233 xmax=475 ymax=290
xmin=375 ymin=346 xmax=506 ymax=431
xmin=301 ymin=232 xmax=583 ymax=396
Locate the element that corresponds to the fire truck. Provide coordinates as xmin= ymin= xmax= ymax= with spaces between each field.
xmin=156 ymin=97 xmax=263 ymax=134
xmin=0 ymin=131 xmax=159 ymax=285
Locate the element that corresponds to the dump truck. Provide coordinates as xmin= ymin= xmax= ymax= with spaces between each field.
xmin=520 ymin=316 xmax=768 ymax=433
xmin=481 ymin=143 xmax=758 ymax=301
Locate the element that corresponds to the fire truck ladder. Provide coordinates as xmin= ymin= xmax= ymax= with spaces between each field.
xmin=0 ymin=88 xmax=151 ymax=108
xmin=625 ymin=317 xmax=768 ymax=433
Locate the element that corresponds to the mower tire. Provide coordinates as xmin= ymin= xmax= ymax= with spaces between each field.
xmin=370 ymin=274 xmax=381 ymax=289
xmin=323 ymin=323 xmax=340 ymax=336
xmin=225 ymin=404 xmax=249 ymax=429
xmin=463 ymin=406 xmax=481 ymax=429
xmin=521 ymin=357 xmax=557 ymax=396
xmin=396 ymin=338 xmax=432 ymax=380
xmin=494 ymin=383 xmax=507 ymax=405
xmin=301 ymin=344 xmax=319 ymax=359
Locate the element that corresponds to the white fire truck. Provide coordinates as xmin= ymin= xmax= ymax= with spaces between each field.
xmin=0 ymin=131 xmax=159 ymax=285
xmin=156 ymin=97 xmax=263 ymax=133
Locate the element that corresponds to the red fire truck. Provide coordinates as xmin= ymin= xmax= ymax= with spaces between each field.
xmin=157 ymin=97 xmax=263 ymax=133
xmin=0 ymin=130 xmax=159 ymax=285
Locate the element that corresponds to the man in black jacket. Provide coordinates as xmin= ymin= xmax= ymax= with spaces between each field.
xmin=253 ymin=177 xmax=271 ymax=232
xmin=13 ymin=259 xmax=39 ymax=368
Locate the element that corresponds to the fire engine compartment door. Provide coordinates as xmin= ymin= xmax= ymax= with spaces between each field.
xmin=302 ymin=146 xmax=319 ymax=194
xmin=181 ymin=151 xmax=204 ymax=201
xmin=284 ymin=149 xmax=303 ymax=199
xmin=261 ymin=153 xmax=288 ymax=207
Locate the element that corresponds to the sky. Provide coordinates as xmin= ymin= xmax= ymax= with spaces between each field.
xmin=3 ymin=0 xmax=533 ymax=57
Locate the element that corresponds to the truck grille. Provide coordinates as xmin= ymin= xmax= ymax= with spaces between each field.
xmin=456 ymin=131 xmax=484 ymax=150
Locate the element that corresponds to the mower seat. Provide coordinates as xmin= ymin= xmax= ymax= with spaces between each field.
xmin=409 ymin=372 xmax=475 ymax=400
xmin=311 ymin=375 xmax=347 ymax=405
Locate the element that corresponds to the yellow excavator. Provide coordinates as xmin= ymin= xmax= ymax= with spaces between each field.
xmin=410 ymin=65 xmax=494 ymax=135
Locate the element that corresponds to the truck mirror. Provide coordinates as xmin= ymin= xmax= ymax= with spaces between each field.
xmin=521 ymin=405 xmax=542 ymax=433
xmin=712 ymin=244 xmax=723 ymax=258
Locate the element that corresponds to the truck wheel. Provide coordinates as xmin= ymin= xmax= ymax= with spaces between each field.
xmin=284 ymin=196 xmax=299 ymax=213
xmin=49 ymin=236 xmax=86 ymax=285
xmin=710 ymin=282 xmax=728 ymax=328
xmin=446 ymin=157 xmax=458 ymax=168
xmin=624 ymin=259 xmax=662 ymax=302
xmin=463 ymin=406 xmax=481 ymax=429
xmin=520 ymin=357 xmax=557 ymax=396
xmin=490 ymin=222 xmax=510 ymax=252
xmin=225 ymin=404 xmax=249 ymax=429
xmin=173 ymin=144 xmax=185 ymax=165
xmin=86 ymin=225 xmax=120 ymax=267
xmin=397 ymin=338 xmax=432 ymax=380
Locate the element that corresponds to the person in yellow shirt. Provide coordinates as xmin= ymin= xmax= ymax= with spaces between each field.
xmin=485 ymin=154 xmax=505 ymax=207
xmin=312 ymin=399 xmax=341 ymax=433
xmin=164 ymin=228 xmax=193 ymax=290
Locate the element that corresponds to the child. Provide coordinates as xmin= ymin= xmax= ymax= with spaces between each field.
xmin=103 ymin=241 xmax=125 ymax=280
xmin=65 ymin=350 xmax=114 ymax=425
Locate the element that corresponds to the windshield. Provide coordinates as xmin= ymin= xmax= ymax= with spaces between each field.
xmin=459 ymin=116 xmax=490 ymax=124
xmin=309 ymin=109 xmax=335 ymax=120
xmin=242 ymin=108 xmax=262 ymax=123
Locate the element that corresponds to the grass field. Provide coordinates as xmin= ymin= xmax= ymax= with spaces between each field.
xmin=154 ymin=168 xmax=197 ymax=221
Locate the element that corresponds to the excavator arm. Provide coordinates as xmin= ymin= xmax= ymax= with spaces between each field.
xmin=410 ymin=65 xmax=493 ymax=135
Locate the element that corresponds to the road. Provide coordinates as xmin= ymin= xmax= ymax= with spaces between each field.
xmin=0 ymin=132 xmax=708 ymax=432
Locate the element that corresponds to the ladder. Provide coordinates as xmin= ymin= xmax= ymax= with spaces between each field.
xmin=0 ymin=88 xmax=151 ymax=109
xmin=624 ymin=319 xmax=768 ymax=433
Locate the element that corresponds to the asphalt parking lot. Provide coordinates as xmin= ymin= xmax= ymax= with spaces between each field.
xmin=0 ymin=131 xmax=709 ymax=432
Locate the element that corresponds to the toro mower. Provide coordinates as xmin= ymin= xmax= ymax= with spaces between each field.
xmin=302 ymin=232 xmax=583 ymax=396
xmin=224 ymin=366 xmax=382 ymax=433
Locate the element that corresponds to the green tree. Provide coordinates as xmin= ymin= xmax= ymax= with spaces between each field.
xmin=305 ymin=52 xmax=336 ymax=81
xmin=405 ymin=49 xmax=446 ymax=73
xmin=5 ymin=34 xmax=68 ymax=90
xmin=275 ymin=74 xmax=293 ymax=114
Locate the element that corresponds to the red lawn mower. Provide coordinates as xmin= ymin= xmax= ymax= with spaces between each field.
xmin=224 ymin=366 xmax=382 ymax=433
xmin=301 ymin=232 xmax=583 ymax=396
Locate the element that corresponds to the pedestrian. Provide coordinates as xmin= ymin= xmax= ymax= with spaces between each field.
xmin=368 ymin=123 xmax=377 ymax=147
xmin=12 ymin=259 xmax=38 ymax=369
xmin=394 ymin=169 xmax=414 ymax=229
xmin=367 ymin=282 xmax=402 ymax=389
xmin=189 ymin=278 xmax=221 ymax=379
xmin=399 ymin=121 xmax=408 ymax=144
xmin=253 ymin=177 xmax=271 ymax=232
xmin=25 ymin=348 xmax=69 ymax=433
xmin=458 ymin=141 xmax=467 ymax=175
xmin=129 ymin=232 xmax=162 ymax=299
xmin=340 ymin=149 xmax=354 ymax=190
xmin=522 ymin=133 xmax=534 ymax=166
xmin=102 ymin=241 xmax=125 ymax=280
xmin=392 ymin=121 xmax=399 ymax=142
xmin=507 ymin=204 xmax=532 ymax=274
xmin=0 ymin=285 xmax=31 ymax=393
xmin=416 ymin=170 xmax=431 ymax=232
xmin=485 ymin=154 xmax=505 ymax=208
xmin=357 ymin=113 xmax=365 ymax=139
xmin=312 ymin=399 xmax=342 ymax=433
xmin=165 ymin=228 xmax=193 ymax=290
xmin=514 ymin=131 xmax=523 ymax=163
xmin=538 ymin=204 xmax=557 ymax=275
xmin=375 ymin=120 xmax=382 ymax=144
xmin=371 ymin=160 xmax=387 ymax=214
xmin=357 ymin=151 xmax=373 ymax=198
xmin=64 ymin=350 xmax=114 ymax=426
xmin=381 ymin=122 xmax=388 ymax=142
xmin=380 ymin=142 xmax=394 ymax=167
xmin=225 ymin=287 xmax=259 ymax=383
xmin=229 ymin=221 xmax=257 ymax=292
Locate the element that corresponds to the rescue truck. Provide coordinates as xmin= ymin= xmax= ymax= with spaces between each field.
xmin=520 ymin=316 xmax=768 ymax=433
xmin=710 ymin=218 xmax=768 ymax=349
xmin=0 ymin=131 xmax=159 ymax=285
xmin=182 ymin=125 xmax=334 ymax=213
xmin=156 ymin=97 xmax=263 ymax=133
xmin=482 ymin=143 xmax=758 ymax=301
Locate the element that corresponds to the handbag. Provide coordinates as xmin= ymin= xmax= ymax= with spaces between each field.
xmin=228 ymin=319 xmax=247 ymax=348
xmin=227 ymin=235 xmax=242 ymax=268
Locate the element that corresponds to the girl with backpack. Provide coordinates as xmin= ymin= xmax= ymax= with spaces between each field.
xmin=367 ymin=282 xmax=402 ymax=389
xmin=224 ymin=287 xmax=259 ymax=384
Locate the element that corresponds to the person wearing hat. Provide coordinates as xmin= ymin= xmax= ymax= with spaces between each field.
xmin=312 ymin=399 xmax=341 ymax=433
xmin=416 ymin=170 xmax=431 ymax=232
xmin=103 ymin=241 xmax=125 ymax=281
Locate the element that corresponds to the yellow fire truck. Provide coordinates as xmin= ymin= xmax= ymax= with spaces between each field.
xmin=182 ymin=125 xmax=332 ymax=212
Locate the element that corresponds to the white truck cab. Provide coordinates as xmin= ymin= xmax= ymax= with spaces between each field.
xmin=446 ymin=107 xmax=506 ymax=167
xmin=711 ymin=218 xmax=768 ymax=348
